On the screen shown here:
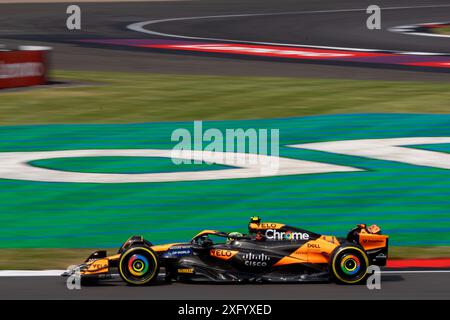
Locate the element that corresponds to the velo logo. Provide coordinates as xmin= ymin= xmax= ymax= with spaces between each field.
xmin=210 ymin=249 xmax=238 ymax=260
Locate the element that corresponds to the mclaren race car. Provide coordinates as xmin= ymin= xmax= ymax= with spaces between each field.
xmin=62 ymin=217 xmax=388 ymax=285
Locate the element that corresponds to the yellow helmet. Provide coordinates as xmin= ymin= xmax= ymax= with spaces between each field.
xmin=250 ymin=216 xmax=261 ymax=223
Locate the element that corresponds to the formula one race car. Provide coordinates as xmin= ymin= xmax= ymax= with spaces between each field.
xmin=62 ymin=217 xmax=388 ymax=285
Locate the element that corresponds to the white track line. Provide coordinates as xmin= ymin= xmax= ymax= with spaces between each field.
xmin=127 ymin=4 xmax=450 ymax=55
xmin=0 ymin=270 xmax=66 ymax=277
xmin=405 ymin=32 xmax=450 ymax=39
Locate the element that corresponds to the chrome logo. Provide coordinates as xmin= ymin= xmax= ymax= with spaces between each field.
xmin=340 ymin=254 xmax=361 ymax=275
xmin=128 ymin=254 xmax=149 ymax=276
xmin=265 ymin=229 xmax=309 ymax=240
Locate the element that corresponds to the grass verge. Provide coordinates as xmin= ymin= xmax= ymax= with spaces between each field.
xmin=2 ymin=71 xmax=450 ymax=269
xmin=435 ymin=26 xmax=450 ymax=35
xmin=1 ymin=247 xmax=449 ymax=270
xmin=0 ymin=70 xmax=450 ymax=125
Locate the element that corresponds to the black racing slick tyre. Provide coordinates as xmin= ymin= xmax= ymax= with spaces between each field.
xmin=330 ymin=245 xmax=369 ymax=285
xmin=119 ymin=246 xmax=159 ymax=285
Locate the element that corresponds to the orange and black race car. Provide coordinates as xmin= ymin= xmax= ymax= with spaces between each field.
xmin=62 ymin=217 xmax=388 ymax=285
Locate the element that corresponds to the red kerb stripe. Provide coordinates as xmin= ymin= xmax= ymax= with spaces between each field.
xmin=388 ymin=258 xmax=450 ymax=268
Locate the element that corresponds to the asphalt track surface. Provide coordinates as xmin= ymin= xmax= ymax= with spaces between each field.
xmin=1 ymin=0 xmax=450 ymax=299
xmin=0 ymin=0 xmax=450 ymax=81
xmin=0 ymin=272 xmax=449 ymax=300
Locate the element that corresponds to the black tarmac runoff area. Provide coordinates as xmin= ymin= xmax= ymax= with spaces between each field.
xmin=0 ymin=271 xmax=449 ymax=300
xmin=0 ymin=0 xmax=450 ymax=81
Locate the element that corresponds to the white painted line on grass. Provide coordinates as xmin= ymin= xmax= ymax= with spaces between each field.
xmin=0 ymin=149 xmax=359 ymax=183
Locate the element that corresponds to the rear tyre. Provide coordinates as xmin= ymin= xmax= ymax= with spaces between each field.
xmin=119 ymin=246 xmax=159 ymax=285
xmin=330 ymin=245 xmax=369 ymax=284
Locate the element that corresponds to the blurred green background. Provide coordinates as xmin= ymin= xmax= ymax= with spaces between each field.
xmin=1 ymin=71 xmax=450 ymax=267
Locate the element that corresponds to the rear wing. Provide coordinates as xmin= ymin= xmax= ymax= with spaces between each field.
xmin=347 ymin=224 xmax=389 ymax=266
xmin=248 ymin=216 xmax=321 ymax=240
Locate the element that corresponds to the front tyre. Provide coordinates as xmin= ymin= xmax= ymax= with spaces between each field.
xmin=330 ymin=245 xmax=369 ymax=284
xmin=119 ymin=246 xmax=159 ymax=285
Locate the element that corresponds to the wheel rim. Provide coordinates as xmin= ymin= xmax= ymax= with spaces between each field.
xmin=340 ymin=254 xmax=361 ymax=275
xmin=119 ymin=247 xmax=158 ymax=284
xmin=127 ymin=254 xmax=149 ymax=277
xmin=332 ymin=247 xmax=368 ymax=284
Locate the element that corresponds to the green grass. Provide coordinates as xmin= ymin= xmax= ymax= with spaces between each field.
xmin=2 ymin=71 xmax=450 ymax=268
xmin=30 ymin=157 xmax=229 ymax=174
xmin=2 ymin=114 xmax=450 ymax=251
xmin=0 ymin=249 xmax=99 ymax=270
xmin=435 ymin=26 xmax=450 ymax=35
xmin=1 ymin=70 xmax=450 ymax=125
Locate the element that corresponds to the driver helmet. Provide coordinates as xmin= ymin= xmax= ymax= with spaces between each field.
xmin=227 ymin=232 xmax=243 ymax=244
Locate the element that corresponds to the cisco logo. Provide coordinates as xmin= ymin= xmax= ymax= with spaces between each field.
xmin=242 ymin=253 xmax=270 ymax=267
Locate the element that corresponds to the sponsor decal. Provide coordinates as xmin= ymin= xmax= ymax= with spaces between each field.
xmin=375 ymin=253 xmax=387 ymax=259
xmin=170 ymin=245 xmax=192 ymax=250
xmin=257 ymin=223 xmax=279 ymax=229
xmin=210 ymin=249 xmax=238 ymax=260
xmin=177 ymin=268 xmax=194 ymax=274
xmin=361 ymin=237 xmax=386 ymax=250
xmin=0 ymin=49 xmax=49 ymax=89
xmin=242 ymin=252 xmax=271 ymax=267
xmin=307 ymin=243 xmax=320 ymax=249
xmin=362 ymin=239 xmax=384 ymax=244
xmin=0 ymin=62 xmax=44 ymax=79
xmin=265 ymin=229 xmax=310 ymax=241
xmin=167 ymin=249 xmax=192 ymax=256
xmin=163 ymin=245 xmax=193 ymax=258
xmin=89 ymin=261 xmax=108 ymax=270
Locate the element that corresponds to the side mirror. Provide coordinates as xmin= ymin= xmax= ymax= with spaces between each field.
xmin=84 ymin=250 xmax=107 ymax=262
